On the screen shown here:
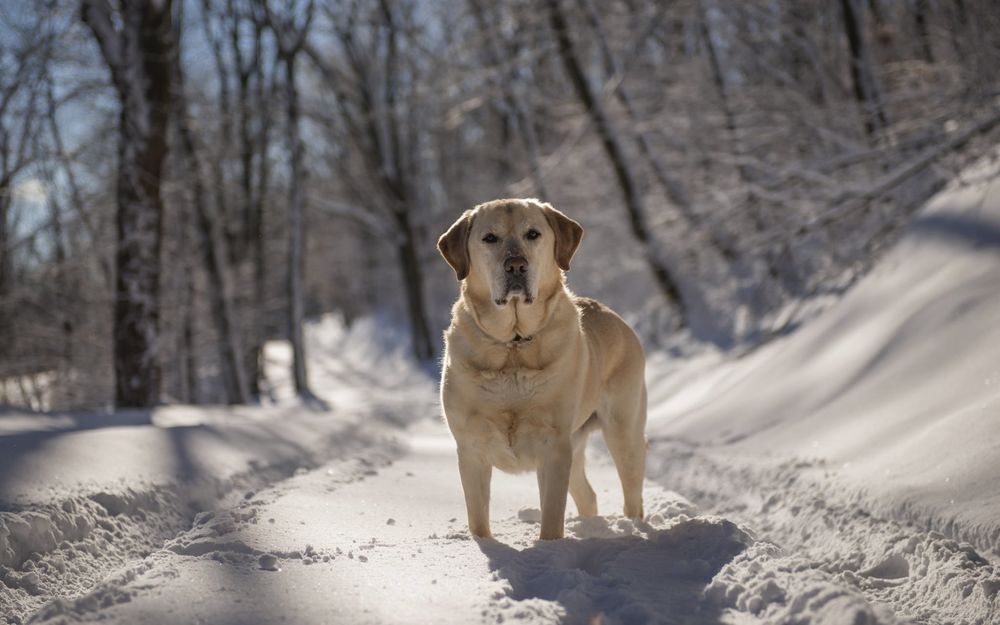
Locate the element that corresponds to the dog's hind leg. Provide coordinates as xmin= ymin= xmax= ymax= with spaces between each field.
xmin=569 ymin=432 xmax=598 ymax=517
xmin=602 ymin=388 xmax=647 ymax=520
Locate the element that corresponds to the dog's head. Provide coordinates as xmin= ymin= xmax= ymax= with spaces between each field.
xmin=437 ymin=199 xmax=583 ymax=307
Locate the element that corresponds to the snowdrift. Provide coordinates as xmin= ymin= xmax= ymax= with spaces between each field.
xmin=649 ymin=154 xmax=1000 ymax=556
xmin=0 ymin=317 xmax=435 ymax=623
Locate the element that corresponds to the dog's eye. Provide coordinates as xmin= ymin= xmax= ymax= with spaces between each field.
xmin=525 ymin=229 xmax=540 ymax=240
xmin=482 ymin=233 xmax=498 ymax=244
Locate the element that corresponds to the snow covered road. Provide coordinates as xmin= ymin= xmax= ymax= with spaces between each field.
xmin=5 ymin=399 xmax=998 ymax=624
xmin=24 ymin=419 xmax=756 ymax=625
xmin=20 ymin=412 xmax=998 ymax=625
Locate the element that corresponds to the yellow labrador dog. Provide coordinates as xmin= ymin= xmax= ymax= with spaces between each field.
xmin=437 ymin=198 xmax=646 ymax=540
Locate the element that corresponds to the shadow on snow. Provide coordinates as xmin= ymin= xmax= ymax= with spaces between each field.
xmin=476 ymin=515 xmax=751 ymax=625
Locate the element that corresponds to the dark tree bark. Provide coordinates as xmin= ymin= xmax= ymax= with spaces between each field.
xmin=913 ymin=0 xmax=934 ymax=63
xmin=38 ymin=145 xmax=74 ymax=406
xmin=545 ymin=0 xmax=686 ymax=326
xmin=260 ymin=0 xmax=314 ymax=397
xmin=283 ymin=52 xmax=310 ymax=396
xmin=395 ymin=209 xmax=435 ymax=361
xmin=250 ymin=47 xmax=274 ymax=396
xmin=233 ymin=9 xmax=270 ymax=397
xmin=172 ymin=5 xmax=251 ymax=405
xmin=378 ymin=0 xmax=435 ymax=361
xmin=0 ymin=188 xmax=10 ymax=304
xmin=83 ymin=0 xmax=174 ymax=408
xmin=176 ymin=182 xmax=197 ymax=404
xmin=199 ymin=0 xmax=237 ymax=261
xmin=840 ymin=0 xmax=889 ymax=137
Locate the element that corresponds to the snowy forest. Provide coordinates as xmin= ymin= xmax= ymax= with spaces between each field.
xmin=3 ymin=1 xmax=1000 ymax=624
xmin=1 ymin=0 xmax=996 ymax=410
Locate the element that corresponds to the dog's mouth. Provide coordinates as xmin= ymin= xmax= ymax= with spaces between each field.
xmin=494 ymin=275 xmax=534 ymax=306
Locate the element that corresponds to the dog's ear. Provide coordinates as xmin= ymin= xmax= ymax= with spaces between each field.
xmin=541 ymin=203 xmax=584 ymax=271
xmin=437 ymin=210 xmax=473 ymax=280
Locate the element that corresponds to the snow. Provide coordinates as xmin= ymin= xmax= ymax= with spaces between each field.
xmin=648 ymin=154 xmax=1000 ymax=557
xmin=0 ymin=317 xmax=432 ymax=624
xmin=3 ymin=158 xmax=1000 ymax=624
xmin=14 ymin=418 xmax=758 ymax=625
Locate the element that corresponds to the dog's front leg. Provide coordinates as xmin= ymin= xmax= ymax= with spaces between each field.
xmin=537 ymin=436 xmax=572 ymax=540
xmin=457 ymin=446 xmax=493 ymax=538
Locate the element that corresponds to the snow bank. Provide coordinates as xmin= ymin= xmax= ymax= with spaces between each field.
xmin=648 ymin=155 xmax=1000 ymax=558
xmin=647 ymin=440 xmax=999 ymax=624
xmin=0 ymin=315 xmax=433 ymax=624
xmin=640 ymin=155 xmax=1000 ymax=624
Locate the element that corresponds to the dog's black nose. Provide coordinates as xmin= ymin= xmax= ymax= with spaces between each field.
xmin=504 ymin=256 xmax=528 ymax=274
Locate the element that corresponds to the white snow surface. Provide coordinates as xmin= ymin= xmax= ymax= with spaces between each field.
xmin=3 ymin=159 xmax=1000 ymax=624
xmin=648 ymin=155 xmax=1000 ymax=557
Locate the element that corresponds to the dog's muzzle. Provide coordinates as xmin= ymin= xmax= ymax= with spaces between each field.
xmin=495 ymin=255 xmax=533 ymax=306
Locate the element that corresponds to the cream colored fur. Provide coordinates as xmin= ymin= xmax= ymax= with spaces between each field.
xmin=437 ymin=198 xmax=647 ymax=540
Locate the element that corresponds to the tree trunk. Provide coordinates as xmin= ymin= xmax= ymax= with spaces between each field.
xmin=545 ymin=0 xmax=686 ymax=326
xmin=840 ymin=0 xmax=889 ymax=137
xmin=83 ymin=0 xmax=175 ymax=408
xmin=913 ymin=0 xmax=934 ymax=63
xmin=228 ymin=9 xmax=269 ymax=398
xmin=176 ymin=190 xmax=197 ymax=404
xmin=182 ymin=261 xmax=198 ymax=404
xmin=172 ymin=13 xmax=251 ymax=405
xmin=0 ymin=193 xmax=9 ymax=302
xmin=250 ymin=28 xmax=274 ymax=400
xmin=283 ymin=54 xmax=310 ymax=396
xmin=40 ymin=156 xmax=74 ymax=407
xmin=251 ymin=118 xmax=270 ymax=397
xmin=395 ymin=210 xmax=435 ymax=361
xmin=199 ymin=0 xmax=236 ymax=261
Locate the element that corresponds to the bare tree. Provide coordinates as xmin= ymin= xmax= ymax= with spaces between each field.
xmin=466 ymin=0 xmax=548 ymax=198
xmin=82 ymin=0 xmax=174 ymax=408
xmin=841 ymin=0 xmax=889 ymax=137
xmin=4 ymin=0 xmax=1000 ymax=413
xmin=913 ymin=0 xmax=934 ymax=63
xmin=231 ymin=2 xmax=275 ymax=397
xmin=259 ymin=0 xmax=315 ymax=397
xmin=697 ymin=1 xmax=804 ymax=297
xmin=171 ymin=0 xmax=251 ymax=405
xmin=197 ymin=0 xmax=277 ymax=398
xmin=43 ymin=72 xmax=112 ymax=286
xmin=545 ymin=0 xmax=687 ymax=326
xmin=0 ymin=23 xmax=44 ymax=303
xmin=306 ymin=0 xmax=437 ymax=360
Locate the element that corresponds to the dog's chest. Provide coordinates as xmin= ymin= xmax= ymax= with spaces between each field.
xmin=456 ymin=361 xmax=559 ymax=473
xmin=473 ymin=366 xmax=551 ymax=401
xmin=478 ymin=410 xmax=554 ymax=473
xmin=465 ymin=346 xmax=555 ymax=401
